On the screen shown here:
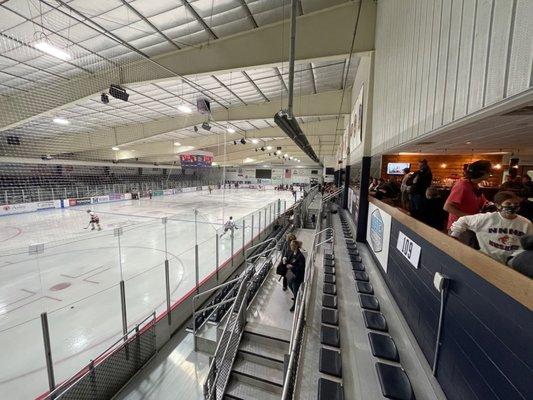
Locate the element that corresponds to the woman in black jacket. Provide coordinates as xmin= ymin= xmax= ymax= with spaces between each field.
xmin=277 ymin=233 xmax=296 ymax=290
xmin=286 ymin=240 xmax=306 ymax=312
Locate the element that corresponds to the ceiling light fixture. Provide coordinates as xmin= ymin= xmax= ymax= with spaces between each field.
xmin=112 ymin=146 xmax=120 ymax=151
xmin=227 ymin=128 xmax=236 ymax=133
xmin=101 ymin=93 xmax=109 ymax=104
xmin=240 ymin=138 xmax=247 ymax=145
xmin=178 ymin=104 xmax=192 ymax=113
xmin=174 ymin=142 xmax=181 ymax=146
xmin=243 ymin=157 xmax=254 ymax=163
xmin=266 ymin=146 xmax=272 ymax=150
xmin=35 ymin=41 xmax=71 ymax=61
xmin=251 ymin=139 xmax=259 ymax=144
xmin=261 ymin=147 xmax=265 ymax=151
xmin=276 ymin=150 xmax=282 ymax=155
xmin=440 ymin=163 xmax=447 ymax=168
xmin=53 ymin=118 xmax=69 ymax=125
xmin=493 ymin=163 xmax=502 ymax=170
xmin=202 ymin=122 xmax=211 ymax=131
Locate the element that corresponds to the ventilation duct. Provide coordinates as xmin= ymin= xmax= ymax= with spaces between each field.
xmin=274 ymin=111 xmax=320 ymax=163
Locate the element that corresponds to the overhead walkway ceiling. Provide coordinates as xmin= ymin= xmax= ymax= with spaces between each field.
xmin=0 ymin=0 xmax=377 ymax=166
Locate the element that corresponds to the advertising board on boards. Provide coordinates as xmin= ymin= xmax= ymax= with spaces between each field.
xmin=366 ymin=202 xmax=392 ymax=272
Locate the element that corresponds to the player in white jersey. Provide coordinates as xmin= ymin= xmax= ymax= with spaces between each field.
xmin=220 ymin=216 xmax=238 ymax=237
xmin=86 ymin=210 xmax=102 ymax=231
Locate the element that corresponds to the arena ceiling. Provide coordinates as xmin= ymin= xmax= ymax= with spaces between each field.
xmin=0 ymin=0 xmax=377 ymax=166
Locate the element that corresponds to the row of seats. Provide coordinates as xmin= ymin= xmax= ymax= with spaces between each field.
xmin=318 ymin=215 xmax=344 ymax=400
xmin=339 ymin=213 xmax=415 ymax=400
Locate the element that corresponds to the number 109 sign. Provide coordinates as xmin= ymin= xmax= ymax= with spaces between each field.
xmin=396 ymin=231 xmax=421 ymax=269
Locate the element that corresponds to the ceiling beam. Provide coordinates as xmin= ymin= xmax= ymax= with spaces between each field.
xmin=180 ymin=0 xmax=218 ymax=40
xmin=0 ymin=1 xmax=375 ymax=132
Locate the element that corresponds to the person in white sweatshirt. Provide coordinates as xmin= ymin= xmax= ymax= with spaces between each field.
xmin=450 ymin=191 xmax=533 ymax=264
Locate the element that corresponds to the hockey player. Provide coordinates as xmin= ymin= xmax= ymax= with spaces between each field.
xmin=208 ymin=185 xmax=213 ymax=194
xmin=86 ymin=210 xmax=102 ymax=231
xmin=220 ymin=216 xmax=238 ymax=237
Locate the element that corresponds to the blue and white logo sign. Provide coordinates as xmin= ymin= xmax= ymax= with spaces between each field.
xmin=370 ymin=209 xmax=384 ymax=253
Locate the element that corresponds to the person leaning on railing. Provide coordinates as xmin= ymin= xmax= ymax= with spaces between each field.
xmin=286 ymin=240 xmax=306 ymax=312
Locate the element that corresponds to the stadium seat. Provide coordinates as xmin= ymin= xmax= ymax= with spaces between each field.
xmin=363 ymin=310 xmax=388 ymax=332
xmin=324 ymin=259 xmax=335 ymax=267
xmin=324 ymin=274 xmax=336 ymax=284
xmin=353 ymin=271 xmax=369 ymax=282
xmin=324 ymin=254 xmax=335 ymax=261
xmin=375 ymin=362 xmax=414 ymax=400
xmin=322 ymin=294 xmax=337 ymax=309
xmin=318 ymin=378 xmax=344 ymax=400
xmin=349 ymin=254 xmax=362 ymax=262
xmin=323 ymin=283 xmax=337 ymax=295
xmin=324 ymin=266 xmax=336 ymax=275
xmin=319 ymin=348 xmax=342 ymax=377
xmin=322 ymin=308 xmax=339 ymax=326
xmin=359 ymin=294 xmax=380 ymax=311
xmin=321 ymin=325 xmax=340 ymax=347
xmin=352 ymin=262 xmax=365 ymax=271
xmin=369 ymin=332 xmax=399 ymax=362
xmin=356 ymin=282 xmax=374 ymax=294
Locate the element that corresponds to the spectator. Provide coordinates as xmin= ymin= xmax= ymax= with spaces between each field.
xmin=276 ymin=233 xmax=296 ymax=291
xmin=500 ymin=174 xmax=524 ymax=192
xmin=444 ymin=160 xmax=492 ymax=235
xmin=369 ymin=178 xmax=379 ymax=192
xmin=286 ymin=240 xmax=306 ymax=312
xmin=400 ymin=167 xmax=413 ymax=210
xmin=522 ymin=175 xmax=533 ymax=197
xmin=507 ymin=235 xmax=533 ymax=278
xmin=450 ymin=191 xmax=533 ymax=264
xmin=410 ymin=159 xmax=433 ymax=219
xmin=421 ymin=186 xmax=447 ymax=231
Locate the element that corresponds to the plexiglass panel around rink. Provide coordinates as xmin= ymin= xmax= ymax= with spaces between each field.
xmin=0 ymin=190 xmax=294 ymax=399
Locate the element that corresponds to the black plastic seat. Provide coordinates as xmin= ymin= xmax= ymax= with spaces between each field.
xmin=319 ymin=348 xmax=342 ymax=377
xmin=369 ymin=332 xmax=399 ymax=362
xmin=324 ymin=266 xmax=335 ymax=275
xmin=323 ymin=283 xmax=337 ymax=295
xmin=352 ymin=262 xmax=365 ymax=271
xmin=324 ymin=254 xmax=334 ymax=260
xmin=354 ymin=271 xmax=369 ymax=282
xmin=363 ymin=310 xmax=388 ymax=332
xmin=324 ymin=259 xmax=335 ymax=267
xmin=324 ymin=274 xmax=336 ymax=284
xmin=375 ymin=362 xmax=414 ymax=400
xmin=321 ymin=325 xmax=340 ymax=347
xmin=356 ymin=282 xmax=374 ymax=294
xmin=318 ymin=377 xmax=344 ymax=400
xmin=322 ymin=294 xmax=337 ymax=309
xmin=359 ymin=294 xmax=380 ymax=311
xmin=349 ymin=254 xmax=362 ymax=262
xmin=322 ymin=308 xmax=339 ymax=325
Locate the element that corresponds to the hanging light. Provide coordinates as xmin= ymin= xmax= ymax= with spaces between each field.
xmin=112 ymin=146 xmax=120 ymax=151
xmin=266 ymin=146 xmax=272 ymax=150
xmin=35 ymin=41 xmax=71 ymax=61
xmin=53 ymin=117 xmax=69 ymax=125
xmin=227 ymin=128 xmax=236 ymax=133
xmin=251 ymin=139 xmax=259 ymax=144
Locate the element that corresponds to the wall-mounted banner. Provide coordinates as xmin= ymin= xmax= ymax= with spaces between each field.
xmin=366 ymin=202 xmax=392 ymax=272
xmin=396 ymin=231 xmax=421 ymax=269
xmin=349 ymin=85 xmax=364 ymax=153
xmin=348 ymin=187 xmax=354 ymax=214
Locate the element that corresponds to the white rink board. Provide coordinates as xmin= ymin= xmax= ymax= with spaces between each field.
xmin=0 ymin=188 xmax=295 ymax=400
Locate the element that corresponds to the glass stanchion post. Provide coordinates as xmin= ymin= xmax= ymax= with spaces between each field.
xmin=115 ymin=227 xmax=127 ymax=339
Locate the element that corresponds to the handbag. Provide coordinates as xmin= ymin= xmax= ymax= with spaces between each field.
xmin=276 ymin=262 xmax=287 ymax=276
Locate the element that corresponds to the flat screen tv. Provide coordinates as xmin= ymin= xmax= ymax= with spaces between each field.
xmin=387 ymin=162 xmax=410 ymax=175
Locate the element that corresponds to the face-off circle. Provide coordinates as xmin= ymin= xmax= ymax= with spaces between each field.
xmin=50 ymin=282 xmax=71 ymax=291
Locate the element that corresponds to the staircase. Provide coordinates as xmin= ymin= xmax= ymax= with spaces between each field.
xmin=224 ymin=326 xmax=290 ymax=400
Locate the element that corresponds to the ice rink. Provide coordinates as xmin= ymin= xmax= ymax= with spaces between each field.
xmin=0 ymin=188 xmax=296 ymax=399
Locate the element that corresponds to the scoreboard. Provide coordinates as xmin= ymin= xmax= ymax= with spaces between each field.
xmin=179 ymin=153 xmax=213 ymax=167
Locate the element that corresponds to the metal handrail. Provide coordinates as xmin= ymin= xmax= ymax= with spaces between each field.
xmin=282 ymin=198 xmax=332 ymax=399
xmin=244 ymin=237 xmax=278 ymax=264
xmin=323 ymin=186 xmax=344 ymax=202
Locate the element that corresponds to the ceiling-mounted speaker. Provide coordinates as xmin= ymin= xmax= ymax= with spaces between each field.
xmin=109 ymin=84 xmax=129 ymax=102
xmin=197 ymin=98 xmax=211 ymax=114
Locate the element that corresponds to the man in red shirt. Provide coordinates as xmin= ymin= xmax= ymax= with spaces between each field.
xmin=444 ymin=160 xmax=492 ymax=231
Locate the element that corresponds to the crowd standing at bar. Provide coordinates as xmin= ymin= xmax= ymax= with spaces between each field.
xmin=369 ymin=159 xmax=533 ymax=277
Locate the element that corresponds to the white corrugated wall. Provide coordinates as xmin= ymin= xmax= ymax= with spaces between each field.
xmin=371 ymin=0 xmax=533 ymax=155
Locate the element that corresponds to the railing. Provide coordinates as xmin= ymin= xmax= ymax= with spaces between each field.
xmin=203 ymin=267 xmax=255 ymax=400
xmin=282 ymin=198 xmax=334 ymax=399
xmin=323 ymin=186 xmax=344 ymax=202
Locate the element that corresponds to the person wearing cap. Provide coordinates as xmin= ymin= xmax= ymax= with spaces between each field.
xmin=444 ymin=160 xmax=492 ymax=235
xmin=410 ymin=159 xmax=433 ymax=219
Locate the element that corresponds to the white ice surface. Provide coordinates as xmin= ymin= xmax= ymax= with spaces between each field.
xmin=0 ymin=189 xmax=295 ymax=399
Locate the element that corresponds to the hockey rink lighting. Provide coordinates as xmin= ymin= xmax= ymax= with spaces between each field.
xmin=174 ymin=142 xmax=181 ymax=146
xmin=112 ymin=146 xmax=120 ymax=151
xmin=34 ymin=41 xmax=71 ymax=60
xmin=227 ymin=128 xmax=236 ymax=133
xmin=178 ymin=104 xmax=192 ymax=113
xmin=251 ymin=139 xmax=259 ymax=144
xmin=53 ymin=118 xmax=70 ymax=125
